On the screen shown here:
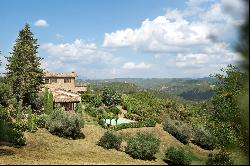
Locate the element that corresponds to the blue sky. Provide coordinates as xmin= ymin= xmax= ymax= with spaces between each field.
xmin=0 ymin=0 xmax=247 ymax=79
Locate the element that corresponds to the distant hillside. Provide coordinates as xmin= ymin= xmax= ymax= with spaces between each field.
xmin=77 ymin=77 xmax=217 ymax=101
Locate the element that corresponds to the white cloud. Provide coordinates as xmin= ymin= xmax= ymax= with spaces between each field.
xmin=40 ymin=39 xmax=126 ymax=78
xmin=103 ymin=0 xmax=245 ymax=75
xmin=122 ymin=62 xmax=151 ymax=69
xmin=41 ymin=39 xmax=124 ymax=64
xmin=34 ymin=19 xmax=49 ymax=27
xmin=103 ymin=10 xmax=211 ymax=52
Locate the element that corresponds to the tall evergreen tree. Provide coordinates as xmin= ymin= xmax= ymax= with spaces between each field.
xmin=48 ymin=91 xmax=54 ymax=114
xmin=5 ymin=24 xmax=44 ymax=109
xmin=43 ymin=87 xmax=49 ymax=114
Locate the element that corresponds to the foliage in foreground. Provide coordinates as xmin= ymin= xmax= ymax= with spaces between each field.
xmin=164 ymin=146 xmax=192 ymax=165
xmin=0 ymin=106 xmax=26 ymax=146
xmin=209 ymin=65 xmax=248 ymax=150
xmin=163 ymin=118 xmax=191 ymax=144
xmin=97 ymin=130 xmax=122 ymax=150
xmin=125 ymin=132 xmax=160 ymax=160
xmin=191 ymin=127 xmax=216 ymax=150
xmin=46 ymin=106 xmax=84 ymax=139
xmin=206 ymin=150 xmax=234 ymax=165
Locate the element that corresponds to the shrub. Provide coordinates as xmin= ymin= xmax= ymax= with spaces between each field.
xmin=81 ymin=93 xmax=102 ymax=107
xmin=163 ymin=118 xmax=191 ymax=144
xmin=206 ymin=150 xmax=234 ymax=165
xmin=110 ymin=119 xmax=156 ymax=130
xmin=191 ymin=127 xmax=216 ymax=150
xmin=35 ymin=114 xmax=48 ymax=128
xmin=164 ymin=146 xmax=192 ymax=165
xmin=97 ymin=130 xmax=122 ymax=150
xmin=46 ymin=107 xmax=84 ymax=139
xmin=0 ymin=107 xmax=26 ymax=146
xmin=125 ymin=132 xmax=160 ymax=160
xmin=98 ymin=118 xmax=107 ymax=129
xmin=7 ymin=126 xmax=26 ymax=146
xmin=85 ymin=106 xmax=97 ymax=117
xmin=102 ymin=87 xmax=121 ymax=106
xmin=124 ymin=113 xmax=145 ymax=121
xmin=108 ymin=106 xmax=121 ymax=115
xmin=75 ymin=103 xmax=83 ymax=114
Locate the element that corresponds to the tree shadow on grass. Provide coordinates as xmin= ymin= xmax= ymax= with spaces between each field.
xmin=0 ymin=148 xmax=15 ymax=156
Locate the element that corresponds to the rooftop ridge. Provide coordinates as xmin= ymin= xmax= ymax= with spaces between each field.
xmin=43 ymin=71 xmax=77 ymax=78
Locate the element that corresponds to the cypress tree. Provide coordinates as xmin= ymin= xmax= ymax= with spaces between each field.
xmin=47 ymin=91 xmax=54 ymax=114
xmin=43 ymin=87 xmax=49 ymax=114
xmin=5 ymin=23 xmax=44 ymax=109
xmin=16 ymin=100 xmax=23 ymax=123
xmin=27 ymin=105 xmax=33 ymax=131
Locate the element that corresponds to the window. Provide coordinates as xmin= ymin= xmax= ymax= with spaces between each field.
xmin=50 ymin=78 xmax=57 ymax=83
xmin=64 ymin=78 xmax=71 ymax=83
xmin=45 ymin=78 xmax=50 ymax=84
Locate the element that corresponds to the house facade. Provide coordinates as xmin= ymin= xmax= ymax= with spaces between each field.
xmin=42 ymin=71 xmax=87 ymax=111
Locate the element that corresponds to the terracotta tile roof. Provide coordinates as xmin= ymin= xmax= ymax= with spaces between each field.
xmin=51 ymin=89 xmax=81 ymax=103
xmin=43 ymin=71 xmax=77 ymax=78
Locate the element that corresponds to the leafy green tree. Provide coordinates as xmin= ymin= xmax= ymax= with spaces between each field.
xmin=209 ymin=65 xmax=248 ymax=149
xmin=0 ymin=77 xmax=13 ymax=107
xmin=75 ymin=102 xmax=83 ymax=114
xmin=5 ymin=23 xmax=44 ymax=109
xmin=102 ymin=87 xmax=121 ymax=107
xmin=108 ymin=106 xmax=121 ymax=115
xmin=236 ymin=0 xmax=249 ymax=156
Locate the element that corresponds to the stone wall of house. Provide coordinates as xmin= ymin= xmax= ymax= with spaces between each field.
xmin=44 ymin=77 xmax=76 ymax=92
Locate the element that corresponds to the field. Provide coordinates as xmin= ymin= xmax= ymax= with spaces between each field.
xmin=0 ymin=123 xmax=213 ymax=165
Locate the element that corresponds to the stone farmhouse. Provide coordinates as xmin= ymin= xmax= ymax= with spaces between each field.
xmin=42 ymin=71 xmax=87 ymax=111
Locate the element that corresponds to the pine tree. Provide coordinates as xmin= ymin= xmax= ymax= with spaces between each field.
xmin=5 ymin=23 xmax=44 ymax=109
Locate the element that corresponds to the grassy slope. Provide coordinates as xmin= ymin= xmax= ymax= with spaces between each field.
xmin=0 ymin=123 xmax=213 ymax=165
xmin=117 ymin=124 xmax=211 ymax=165
xmin=0 ymin=125 xmax=161 ymax=165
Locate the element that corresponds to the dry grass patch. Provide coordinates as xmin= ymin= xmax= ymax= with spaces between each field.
xmin=0 ymin=125 xmax=162 ymax=165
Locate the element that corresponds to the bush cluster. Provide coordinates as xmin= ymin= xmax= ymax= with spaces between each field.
xmin=0 ymin=107 xmax=26 ymax=146
xmin=164 ymin=146 xmax=192 ymax=165
xmin=191 ymin=127 xmax=216 ymax=150
xmin=206 ymin=150 xmax=234 ymax=165
xmin=97 ymin=130 xmax=122 ymax=150
xmin=107 ymin=106 xmax=121 ymax=115
xmin=81 ymin=93 xmax=102 ymax=108
xmin=98 ymin=118 xmax=108 ymax=129
xmin=124 ymin=113 xmax=145 ymax=121
xmin=35 ymin=114 xmax=48 ymax=128
xmin=111 ymin=119 xmax=156 ymax=130
xmin=46 ymin=107 xmax=84 ymax=139
xmin=125 ymin=132 xmax=160 ymax=160
xmin=163 ymin=118 xmax=191 ymax=144
xmin=84 ymin=106 xmax=97 ymax=117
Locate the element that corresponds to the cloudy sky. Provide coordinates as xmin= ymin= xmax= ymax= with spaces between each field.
xmin=0 ymin=0 xmax=247 ymax=79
